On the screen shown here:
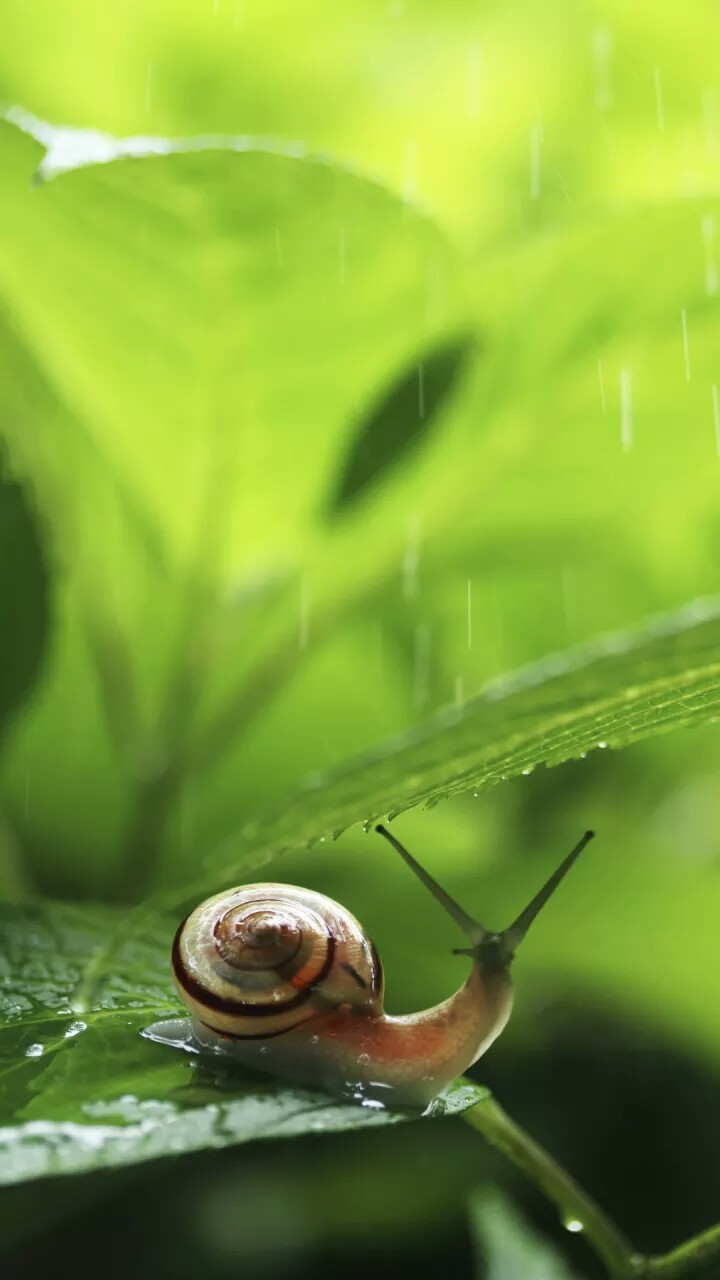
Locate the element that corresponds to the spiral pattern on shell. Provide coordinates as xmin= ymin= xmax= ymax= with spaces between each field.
xmin=173 ymin=884 xmax=384 ymax=1039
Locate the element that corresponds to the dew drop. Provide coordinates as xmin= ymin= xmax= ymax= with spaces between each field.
xmin=25 ymin=1043 xmax=44 ymax=1058
xmin=357 ymin=1052 xmax=371 ymax=1066
xmin=597 ymin=741 xmax=608 ymax=749
xmin=563 ymin=1216 xmax=584 ymax=1234
xmin=362 ymin=820 xmax=372 ymax=834
xmin=64 ymin=1020 xmax=87 ymax=1039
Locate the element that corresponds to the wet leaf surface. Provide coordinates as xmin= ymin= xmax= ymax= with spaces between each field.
xmin=201 ymin=597 xmax=720 ymax=883
xmin=0 ymin=903 xmax=485 ymax=1186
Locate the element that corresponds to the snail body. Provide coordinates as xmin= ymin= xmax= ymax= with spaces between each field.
xmin=159 ymin=826 xmax=592 ymax=1107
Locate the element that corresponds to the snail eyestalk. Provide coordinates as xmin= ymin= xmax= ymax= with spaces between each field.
xmin=499 ymin=829 xmax=594 ymax=958
xmin=375 ymin=823 xmax=486 ymax=947
xmin=375 ymin=823 xmax=594 ymax=968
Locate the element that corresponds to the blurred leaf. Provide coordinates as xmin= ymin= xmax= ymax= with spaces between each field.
xmin=0 ymin=902 xmax=484 ymax=1186
xmin=0 ymin=112 xmax=459 ymax=581
xmin=328 ymin=335 xmax=472 ymax=515
xmin=469 ymin=1188 xmax=582 ymax=1279
xmin=1 ymin=0 xmax=717 ymax=245
xmin=0 ymin=452 xmax=50 ymax=741
xmin=0 ymin=113 xmax=460 ymax=892
xmin=197 ymin=597 xmax=720 ymax=884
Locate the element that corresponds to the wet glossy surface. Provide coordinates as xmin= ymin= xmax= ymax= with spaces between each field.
xmin=0 ymin=904 xmax=486 ymax=1186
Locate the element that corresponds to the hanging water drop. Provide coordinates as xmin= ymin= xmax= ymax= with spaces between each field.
xmin=563 ymin=1216 xmax=584 ymax=1234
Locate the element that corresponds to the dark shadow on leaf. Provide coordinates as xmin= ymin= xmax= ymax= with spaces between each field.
xmin=0 ymin=447 xmax=50 ymax=742
xmin=328 ymin=334 xmax=475 ymax=516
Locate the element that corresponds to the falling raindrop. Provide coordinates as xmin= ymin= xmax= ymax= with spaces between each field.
xmin=274 ymin=226 xmax=283 ymax=268
xmin=654 ymin=66 xmax=665 ymax=133
xmin=703 ymin=89 xmax=718 ymax=162
xmin=713 ymin=385 xmax=720 ymax=454
xmin=145 ymin=62 xmax=154 ymax=113
xmin=529 ymin=118 xmax=542 ymax=200
xmin=591 ymin=28 xmax=613 ymax=112
xmin=620 ymin=367 xmax=633 ymax=452
xmin=455 ymin=674 xmax=465 ymax=707
xmin=467 ymin=579 xmax=473 ymax=649
xmin=402 ymin=139 xmax=419 ymax=202
xmin=402 ymin=515 xmax=421 ymax=600
xmin=597 ymin=356 xmax=606 ymax=414
xmin=702 ymin=214 xmax=718 ymax=296
xmin=681 ymin=309 xmax=691 ymax=381
xmin=417 ymin=362 xmax=425 ymax=419
xmin=338 ymin=224 xmax=347 ymax=286
xmin=298 ymin=575 xmax=310 ymax=650
xmin=467 ymin=43 xmax=482 ymax=120
xmin=560 ymin=565 xmax=577 ymax=639
xmin=412 ymin=622 xmax=432 ymax=709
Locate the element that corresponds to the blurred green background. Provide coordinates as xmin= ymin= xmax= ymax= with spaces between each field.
xmin=1 ymin=0 xmax=720 ymax=1275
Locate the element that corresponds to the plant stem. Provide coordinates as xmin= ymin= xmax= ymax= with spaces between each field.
xmin=464 ymin=1095 xmax=720 ymax=1279
xmin=464 ymin=1095 xmax=641 ymax=1278
xmin=642 ymin=1224 xmax=720 ymax=1278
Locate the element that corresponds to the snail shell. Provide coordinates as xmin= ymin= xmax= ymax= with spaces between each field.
xmin=172 ymin=884 xmax=383 ymax=1040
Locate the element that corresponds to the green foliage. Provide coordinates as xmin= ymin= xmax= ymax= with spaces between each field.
xmin=0 ymin=2 xmax=719 ymax=1272
xmin=470 ymin=1190 xmax=582 ymax=1279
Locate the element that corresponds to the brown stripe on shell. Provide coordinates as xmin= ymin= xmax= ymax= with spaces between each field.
xmin=203 ymin=1018 xmax=308 ymax=1041
xmin=172 ymin=924 xmax=336 ymax=1018
xmin=341 ymin=962 xmax=368 ymax=989
xmin=368 ymin=937 xmax=384 ymax=995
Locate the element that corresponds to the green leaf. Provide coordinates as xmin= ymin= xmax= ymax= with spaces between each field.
xmin=469 ymin=1189 xmax=583 ymax=1280
xmin=199 ymin=597 xmax=720 ymax=883
xmin=0 ymin=113 xmax=461 ymax=893
xmin=0 ymin=902 xmax=484 ymax=1186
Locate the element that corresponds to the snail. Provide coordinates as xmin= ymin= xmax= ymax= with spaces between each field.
xmin=145 ymin=825 xmax=593 ymax=1107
